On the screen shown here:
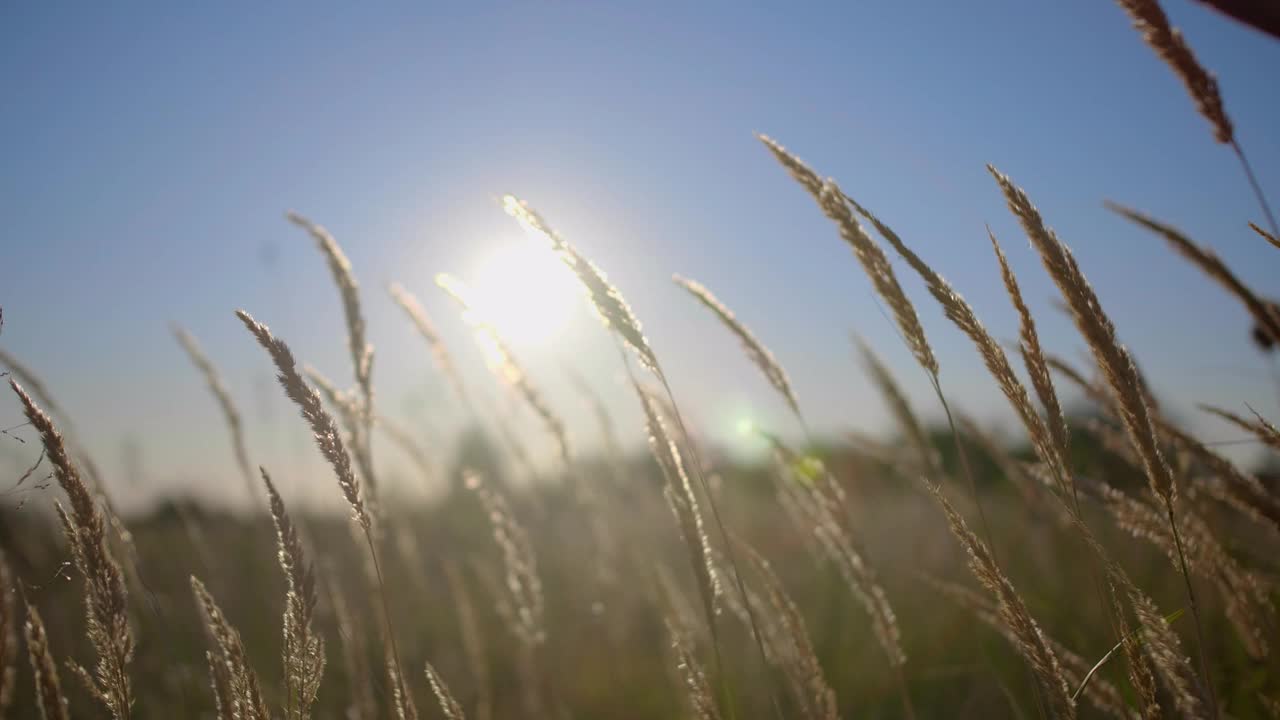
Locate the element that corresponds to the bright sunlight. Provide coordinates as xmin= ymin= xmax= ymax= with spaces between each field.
xmin=468 ymin=238 xmax=583 ymax=347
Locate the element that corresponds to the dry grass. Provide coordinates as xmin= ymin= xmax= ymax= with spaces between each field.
xmin=5 ymin=20 xmax=1280 ymax=719
xmin=464 ymin=472 xmax=544 ymax=649
xmin=1113 ymin=0 xmax=1231 ymax=144
xmin=236 ymin=311 xmax=369 ymax=530
xmin=10 ymin=379 xmax=134 ymax=719
xmin=666 ymin=617 xmax=721 ymax=720
xmin=1199 ymin=403 xmax=1280 ymax=452
xmin=236 ymin=309 xmax=411 ymax=714
xmin=261 ymin=468 xmax=324 ymax=720
xmin=25 ymin=603 xmax=69 ymax=720
xmin=173 ymin=326 xmax=256 ymax=500
xmin=673 ymin=274 xmax=803 ymax=424
xmin=389 ymin=282 xmax=472 ymax=410
xmin=191 ymin=575 xmax=271 ymax=720
xmin=288 ymin=212 xmax=374 ymax=427
xmin=435 ymin=272 xmax=571 ymax=465
xmin=923 ymin=480 xmax=1075 ymax=719
xmin=504 ymin=194 xmax=660 ymax=374
xmin=425 ymin=662 xmax=467 ymax=720
xmin=1107 ymin=202 xmax=1280 ymax=348
xmin=758 ymin=136 xmax=937 ymax=380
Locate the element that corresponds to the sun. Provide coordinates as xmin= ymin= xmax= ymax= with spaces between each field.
xmin=469 ymin=239 xmax=582 ymax=347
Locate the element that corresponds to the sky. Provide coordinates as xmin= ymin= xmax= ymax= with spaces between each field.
xmin=2 ymin=1 xmax=1279 ymax=512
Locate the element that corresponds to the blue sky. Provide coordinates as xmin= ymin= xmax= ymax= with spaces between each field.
xmin=3 ymin=2 xmax=1279 ymax=510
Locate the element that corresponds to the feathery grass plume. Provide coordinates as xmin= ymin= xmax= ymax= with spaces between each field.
xmin=1125 ymin=585 xmax=1204 ymax=718
xmin=1051 ymin=364 xmax=1278 ymax=679
xmin=389 ymin=282 xmax=472 ymax=409
xmin=205 ymin=647 xmax=235 ymax=720
xmin=762 ymin=138 xmax=1004 ymax=553
xmin=290 ymin=212 xmax=381 ymax=515
xmin=464 ymin=471 xmax=545 ymax=647
xmin=852 ymin=334 xmax=940 ymax=476
xmin=771 ymin=468 xmax=827 ymax=565
xmin=926 ymin=576 xmax=1136 ymax=720
xmin=1076 ymin=578 xmax=1158 ymax=720
xmin=1030 ymin=428 xmax=1225 ymax=712
xmin=9 ymin=379 xmax=133 ymax=719
xmin=443 ymin=559 xmax=492 ymax=720
xmin=510 ymin=194 xmax=773 ymax=713
xmin=653 ymin=562 xmax=702 ymax=645
xmin=853 ymin=191 xmax=1073 ymax=499
xmin=304 ymin=365 xmax=385 ymax=512
xmin=1048 ymin=351 xmax=1280 ymax=530
xmin=435 ymin=273 xmax=571 ymax=463
xmin=288 ymin=212 xmax=374 ymax=424
xmin=1095 ymin=480 xmax=1272 ymax=659
xmin=989 ymin=230 xmax=1071 ymax=485
xmin=673 ymin=274 xmax=803 ymax=423
xmin=759 ymin=136 xmax=937 ymax=377
xmin=991 ymin=455 xmax=1183 ymax=719
xmin=425 ymin=663 xmax=467 ymax=720
xmin=173 ymin=325 xmax=256 ymax=499
xmin=962 ymin=421 xmax=1074 ymax=532
xmin=705 ymin=544 xmax=801 ymax=720
xmin=1107 ymin=202 xmax=1280 ymax=347
xmin=1160 ymin=419 xmax=1280 ymax=534
xmin=387 ymin=651 xmax=419 ymax=720
xmin=761 ymin=432 xmax=905 ymax=670
xmin=1078 ymin=541 xmax=1174 ymax=720
xmin=1199 ymin=403 xmax=1280 ymax=451
xmin=466 ymin=564 xmax=546 ymax=718
xmin=261 ymin=468 xmax=324 ymax=720
xmin=305 ymin=366 xmax=362 ymax=437
xmin=632 ymin=380 xmax=741 ymax=714
xmin=757 ymin=133 xmax=824 ymax=196
xmin=994 ymin=172 xmax=1175 ymax=503
xmin=236 ymin=311 xmax=370 ymax=530
xmin=1253 ymin=222 xmax=1280 ymax=250
xmin=0 ymin=551 xmax=14 ymax=716
xmin=740 ymin=544 xmax=840 ymax=720
xmin=1114 ymin=0 xmax=1231 ymax=143
xmin=998 ymin=169 xmax=1223 ymax=707
xmin=982 ymin=414 xmax=1193 ymax=717
xmin=25 ymin=604 xmax=70 ymax=720
xmin=0 ymin=349 xmax=113 ymax=496
xmin=635 ymin=384 xmax=721 ymax=616
xmin=0 ymin=352 xmax=139 ymax=579
xmin=503 ymin=194 xmax=660 ymax=373
xmin=712 ymin=547 xmax=789 ymax=670
xmin=1116 ymin=0 xmax=1279 ymax=243
xmin=665 ymin=618 xmax=722 ymax=720
xmin=0 ymin=351 xmax=73 ymax=429
xmin=191 ymin=576 xmax=271 ymax=720
xmin=1039 ymin=481 xmax=1190 ymax=720
xmin=924 ymin=480 xmax=1075 ymax=719
xmin=236 ymin=310 xmax=410 ymax=705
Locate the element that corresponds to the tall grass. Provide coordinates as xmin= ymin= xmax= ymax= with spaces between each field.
xmin=3 ymin=10 xmax=1279 ymax=719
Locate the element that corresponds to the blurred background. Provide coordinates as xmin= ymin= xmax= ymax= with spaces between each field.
xmin=3 ymin=2 xmax=1280 ymax=513
xmin=3 ymin=3 xmax=1280 ymax=719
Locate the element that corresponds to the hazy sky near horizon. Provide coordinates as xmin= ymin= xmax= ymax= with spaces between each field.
xmin=3 ymin=2 xmax=1280 ymax=511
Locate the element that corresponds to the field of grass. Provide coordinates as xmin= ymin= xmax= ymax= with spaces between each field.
xmin=3 ymin=2 xmax=1280 ymax=719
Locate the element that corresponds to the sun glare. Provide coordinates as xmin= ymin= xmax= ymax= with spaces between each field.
xmin=469 ymin=240 xmax=582 ymax=347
